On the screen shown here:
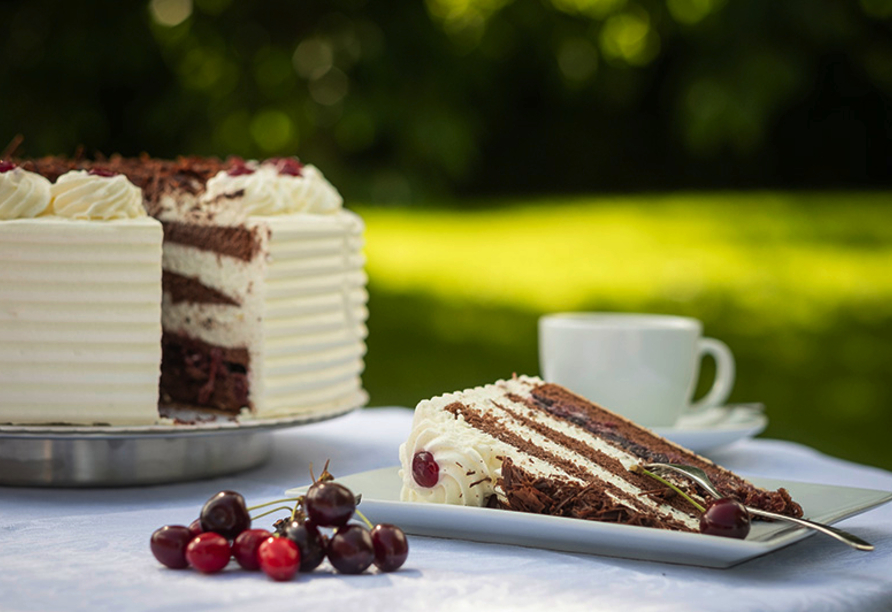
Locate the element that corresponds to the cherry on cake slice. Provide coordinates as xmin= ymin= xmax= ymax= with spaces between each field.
xmin=398 ymin=375 xmax=802 ymax=532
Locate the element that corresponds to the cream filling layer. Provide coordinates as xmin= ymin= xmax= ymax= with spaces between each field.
xmin=0 ymin=217 xmax=163 ymax=425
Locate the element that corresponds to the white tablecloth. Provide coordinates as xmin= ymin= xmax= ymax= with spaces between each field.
xmin=1 ymin=407 xmax=891 ymax=612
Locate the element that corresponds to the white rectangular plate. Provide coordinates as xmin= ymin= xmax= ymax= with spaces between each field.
xmin=288 ymin=466 xmax=892 ymax=568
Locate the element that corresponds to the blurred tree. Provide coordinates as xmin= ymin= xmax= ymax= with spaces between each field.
xmin=1 ymin=0 xmax=890 ymax=201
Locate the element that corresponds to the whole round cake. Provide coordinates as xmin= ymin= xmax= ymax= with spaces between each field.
xmin=0 ymin=155 xmax=367 ymax=425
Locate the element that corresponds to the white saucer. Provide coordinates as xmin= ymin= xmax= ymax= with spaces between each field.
xmin=651 ymin=403 xmax=768 ymax=453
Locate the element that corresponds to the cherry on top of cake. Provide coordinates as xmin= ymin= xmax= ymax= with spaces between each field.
xmin=216 ymin=156 xmax=304 ymax=178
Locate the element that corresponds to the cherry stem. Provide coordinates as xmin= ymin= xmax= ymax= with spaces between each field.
xmin=354 ymin=509 xmax=374 ymax=530
xmin=630 ymin=464 xmax=705 ymax=513
xmin=247 ymin=497 xmax=302 ymax=512
xmin=251 ymin=506 xmax=297 ymax=521
xmin=289 ymin=495 xmax=305 ymax=522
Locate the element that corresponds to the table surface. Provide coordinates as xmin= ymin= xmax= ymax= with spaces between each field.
xmin=1 ymin=407 xmax=891 ymax=612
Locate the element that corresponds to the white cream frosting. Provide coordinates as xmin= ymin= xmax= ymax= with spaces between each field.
xmin=398 ymin=376 xmax=702 ymax=530
xmin=0 ymin=167 xmax=52 ymax=219
xmin=200 ymin=160 xmax=342 ymax=221
xmin=0 ymin=217 xmax=163 ymax=425
xmin=49 ymin=170 xmax=146 ymax=220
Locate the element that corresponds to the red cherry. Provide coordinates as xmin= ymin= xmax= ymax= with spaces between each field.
xmin=232 ymin=529 xmax=272 ymax=571
xmin=88 ymin=168 xmax=118 ymax=177
xmin=258 ymin=537 xmax=300 ymax=581
xmin=412 ymin=451 xmax=439 ymax=488
xmin=371 ymin=524 xmax=409 ymax=572
xmin=150 ymin=525 xmax=193 ymax=569
xmin=199 ymin=490 xmax=251 ymax=540
xmin=270 ymin=157 xmax=303 ymax=176
xmin=185 ymin=532 xmax=231 ymax=573
xmin=188 ymin=518 xmax=203 ymax=538
xmin=700 ymin=498 xmax=751 ymax=539
xmin=0 ymin=160 xmax=17 ymax=173
xmin=305 ymin=482 xmax=356 ymax=528
xmin=227 ymin=163 xmax=255 ymax=176
xmin=328 ymin=524 xmax=375 ymax=574
xmin=282 ymin=520 xmax=328 ymax=572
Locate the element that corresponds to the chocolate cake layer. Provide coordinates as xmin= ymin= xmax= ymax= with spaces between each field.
xmin=162 ymin=271 xmax=239 ymax=306
xmin=499 ymin=458 xmax=688 ymax=530
xmin=161 ymin=221 xmax=262 ymax=262
xmin=160 ymin=332 xmax=250 ymax=414
xmin=443 ymin=398 xmax=702 ymax=528
xmin=524 ymin=383 xmax=802 ymax=517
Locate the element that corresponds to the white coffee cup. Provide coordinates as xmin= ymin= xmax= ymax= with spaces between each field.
xmin=539 ymin=313 xmax=735 ymax=427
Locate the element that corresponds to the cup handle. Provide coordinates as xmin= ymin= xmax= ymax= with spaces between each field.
xmin=688 ymin=337 xmax=735 ymax=411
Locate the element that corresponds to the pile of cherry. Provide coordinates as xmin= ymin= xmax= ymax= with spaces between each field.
xmin=150 ymin=468 xmax=408 ymax=581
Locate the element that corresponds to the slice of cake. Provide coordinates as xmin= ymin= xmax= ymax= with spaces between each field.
xmin=398 ymin=375 xmax=802 ymax=532
xmin=0 ymin=163 xmax=164 ymax=425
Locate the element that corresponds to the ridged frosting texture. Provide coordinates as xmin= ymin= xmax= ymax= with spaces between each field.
xmin=49 ymin=170 xmax=146 ymax=220
xmin=0 ymin=217 xmax=163 ymax=425
xmin=256 ymin=211 xmax=366 ymax=416
xmin=0 ymin=167 xmax=52 ymax=219
xmin=202 ymin=162 xmax=342 ymax=218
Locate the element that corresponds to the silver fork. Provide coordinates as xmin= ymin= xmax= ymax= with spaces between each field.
xmin=644 ymin=462 xmax=874 ymax=551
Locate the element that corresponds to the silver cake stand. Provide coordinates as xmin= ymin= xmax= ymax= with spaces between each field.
xmin=0 ymin=402 xmax=360 ymax=488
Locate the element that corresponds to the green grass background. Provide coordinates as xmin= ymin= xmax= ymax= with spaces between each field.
xmin=355 ymin=192 xmax=892 ymax=471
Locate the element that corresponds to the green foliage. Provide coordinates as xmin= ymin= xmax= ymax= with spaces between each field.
xmin=1 ymin=2 xmax=889 ymax=466
xmin=2 ymin=0 xmax=890 ymax=199
xmin=359 ymin=192 xmax=892 ymax=470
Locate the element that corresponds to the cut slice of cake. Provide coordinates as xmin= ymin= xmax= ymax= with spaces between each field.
xmin=398 ymin=375 xmax=802 ymax=532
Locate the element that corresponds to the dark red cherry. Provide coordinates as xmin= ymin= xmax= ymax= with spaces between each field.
xmin=699 ymin=498 xmax=751 ymax=539
xmin=371 ymin=524 xmax=409 ymax=572
xmin=258 ymin=536 xmax=300 ymax=581
xmin=188 ymin=518 xmax=203 ymax=538
xmin=199 ymin=490 xmax=251 ymax=540
xmin=88 ymin=168 xmax=118 ymax=177
xmin=232 ymin=528 xmax=272 ymax=571
xmin=185 ymin=532 xmax=231 ymax=573
xmin=270 ymin=157 xmax=303 ymax=176
xmin=227 ymin=163 xmax=255 ymax=176
xmin=150 ymin=525 xmax=193 ymax=569
xmin=283 ymin=520 xmax=328 ymax=571
xmin=0 ymin=160 xmax=16 ymax=173
xmin=305 ymin=482 xmax=356 ymax=528
xmin=412 ymin=451 xmax=439 ymax=488
xmin=327 ymin=525 xmax=375 ymax=574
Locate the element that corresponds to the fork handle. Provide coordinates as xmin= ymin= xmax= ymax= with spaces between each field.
xmin=746 ymin=507 xmax=874 ymax=551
